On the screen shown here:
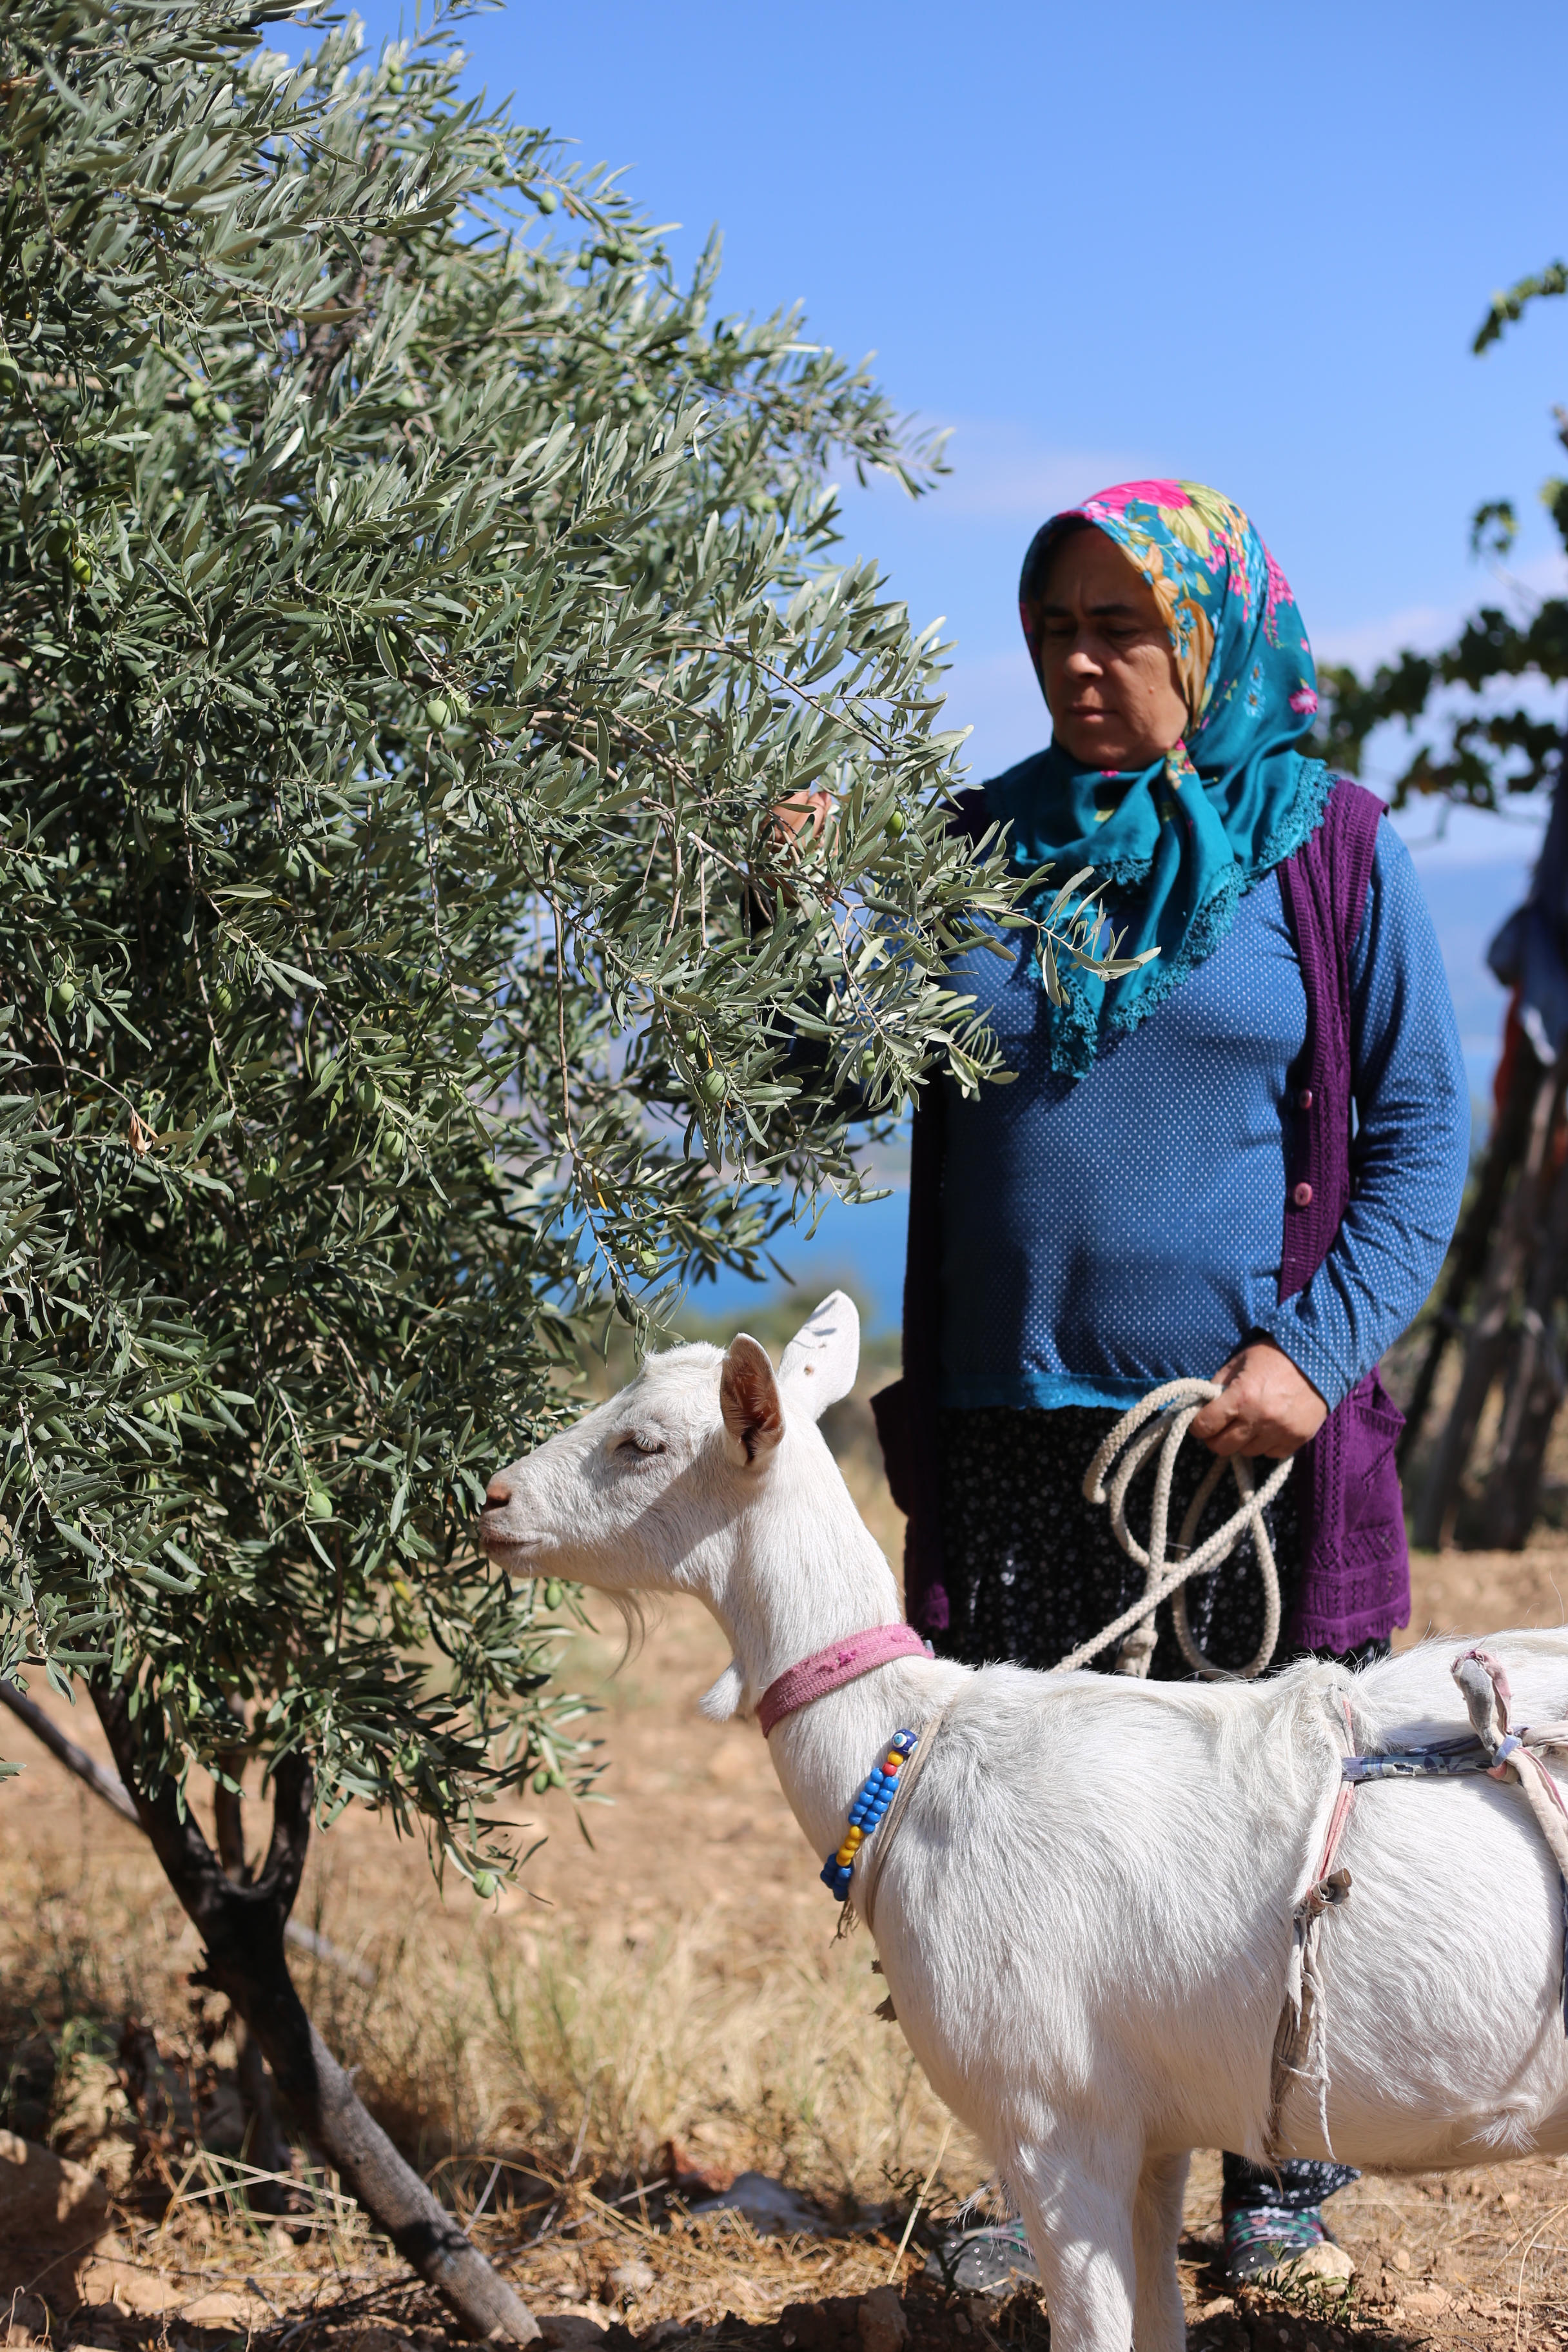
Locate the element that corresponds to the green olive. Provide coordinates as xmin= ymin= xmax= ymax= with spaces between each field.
xmin=638 ymin=1249 xmax=661 ymax=1276
xmin=54 ymin=975 xmax=76 ymax=1009
xmin=536 ymin=186 xmax=558 ymax=213
xmin=886 ymin=808 xmax=906 ymax=838
xmin=424 ymin=696 xmax=451 ymax=731
xmin=45 ymin=523 xmax=72 ymax=560
xmin=700 ymin=1068 xmax=725 ymax=1103
xmin=70 ymin=554 xmax=93 ymax=585
xmin=859 ymin=1048 xmax=877 ymax=1079
xmin=0 ymin=354 xmax=20 ymax=400
xmin=306 ymin=1485 xmax=333 ymax=1521
xmin=544 ymin=1578 xmax=565 ymax=1609
xmin=355 ymin=1075 xmax=379 ymax=1113
xmin=472 ymin=1870 xmax=497 ymax=1898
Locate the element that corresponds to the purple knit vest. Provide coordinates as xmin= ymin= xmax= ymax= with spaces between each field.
xmin=872 ymin=775 xmax=1411 ymax=1659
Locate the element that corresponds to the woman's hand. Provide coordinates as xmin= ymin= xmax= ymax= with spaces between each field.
xmin=1190 ymin=1339 xmax=1328 ymax=1459
xmin=769 ymin=788 xmax=834 ymax=850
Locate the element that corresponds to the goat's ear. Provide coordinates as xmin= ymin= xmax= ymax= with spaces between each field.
xmin=720 ymin=1333 xmax=784 ymax=1467
xmin=778 ymin=1289 xmax=859 ymax=1420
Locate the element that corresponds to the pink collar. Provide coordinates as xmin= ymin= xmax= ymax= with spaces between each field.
xmin=756 ymin=1623 xmax=932 ymax=1738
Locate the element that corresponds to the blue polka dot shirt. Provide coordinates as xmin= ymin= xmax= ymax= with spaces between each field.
xmin=938 ymin=822 xmax=1471 ymax=1413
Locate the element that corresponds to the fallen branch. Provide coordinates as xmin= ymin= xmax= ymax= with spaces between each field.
xmin=85 ymin=1678 xmax=540 ymax=2342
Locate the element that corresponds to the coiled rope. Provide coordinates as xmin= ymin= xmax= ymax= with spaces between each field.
xmin=1064 ymin=1378 xmax=1295 ymax=1681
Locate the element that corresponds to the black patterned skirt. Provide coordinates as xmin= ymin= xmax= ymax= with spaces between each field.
xmin=932 ymin=1404 xmax=1306 ymax=1680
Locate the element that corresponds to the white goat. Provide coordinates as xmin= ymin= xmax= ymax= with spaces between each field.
xmin=478 ymin=1292 xmax=1568 ymax=2352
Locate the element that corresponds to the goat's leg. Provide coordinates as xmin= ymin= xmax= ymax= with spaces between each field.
xmin=1010 ymin=2134 xmax=1139 ymax=2352
xmin=1132 ymin=2150 xmax=1190 ymax=2352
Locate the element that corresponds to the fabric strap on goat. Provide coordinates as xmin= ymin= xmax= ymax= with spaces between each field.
xmin=1449 ymin=1648 xmax=1568 ymax=2031
xmin=756 ymin=1623 xmax=932 ymax=1738
xmin=1267 ymin=1691 xmax=1358 ymax=2159
xmin=1074 ymin=1378 xmax=1293 ymax=1680
xmin=1268 ymin=1648 xmax=1568 ymax=2160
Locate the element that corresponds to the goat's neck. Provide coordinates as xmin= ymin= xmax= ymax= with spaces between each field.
xmin=702 ymin=1422 xmax=964 ymax=1861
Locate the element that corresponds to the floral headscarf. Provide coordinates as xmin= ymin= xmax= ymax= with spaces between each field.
xmin=991 ymin=478 xmax=1333 ymax=1075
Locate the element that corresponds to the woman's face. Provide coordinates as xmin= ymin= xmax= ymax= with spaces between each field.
xmin=1032 ymin=527 xmax=1188 ymax=769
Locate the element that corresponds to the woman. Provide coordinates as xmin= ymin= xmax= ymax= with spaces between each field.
xmin=871 ymin=481 xmax=1469 ymax=2286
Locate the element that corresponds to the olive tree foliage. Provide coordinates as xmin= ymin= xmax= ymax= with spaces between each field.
xmin=1313 ymin=260 xmax=1568 ymax=808
xmin=0 ymin=0 xmax=1098 ymax=1880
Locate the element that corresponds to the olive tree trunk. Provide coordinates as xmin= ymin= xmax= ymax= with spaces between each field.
xmin=90 ymin=1683 xmax=539 ymax=2344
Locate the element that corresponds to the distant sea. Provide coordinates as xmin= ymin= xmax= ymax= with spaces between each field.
xmin=687 ymin=809 xmax=1540 ymax=1340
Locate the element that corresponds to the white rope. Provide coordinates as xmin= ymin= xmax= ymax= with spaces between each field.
xmin=1059 ymin=1378 xmax=1294 ymax=1681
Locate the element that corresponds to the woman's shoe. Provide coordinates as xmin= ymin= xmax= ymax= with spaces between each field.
xmin=1224 ymin=2203 xmax=1355 ymax=2286
xmin=926 ymin=2220 xmax=1041 ymax=2293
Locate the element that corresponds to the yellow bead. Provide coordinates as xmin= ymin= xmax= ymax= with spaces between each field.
xmin=843 ymin=1825 xmax=863 ymax=1848
xmin=884 ymin=1754 xmax=903 ymax=1773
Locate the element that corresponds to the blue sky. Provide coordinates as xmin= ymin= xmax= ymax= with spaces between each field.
xmin=342 ymin=0 xmax=1568 ymax=1325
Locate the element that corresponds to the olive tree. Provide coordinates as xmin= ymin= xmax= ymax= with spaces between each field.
xmin=0 ymin=0 xmax=1106 ymax=2327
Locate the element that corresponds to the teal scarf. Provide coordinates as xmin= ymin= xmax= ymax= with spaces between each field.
xmin=994 ymin=479 xmax=1335 ymax=1075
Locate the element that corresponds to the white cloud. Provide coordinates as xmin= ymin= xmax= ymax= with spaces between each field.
xmin=930 ymin=433 xmax=1152 ymax=529
xmin=1313 ymin=549 xmax=1568 ymax=672
xmin=912 ymin=420 xmax=1155 ymax=523
xmin=1312 ymin=603 xmax=1466 ymax=671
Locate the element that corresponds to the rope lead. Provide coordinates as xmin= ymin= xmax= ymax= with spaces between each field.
xmin=1069 ymin=1378 xmax=1295 ymax=1681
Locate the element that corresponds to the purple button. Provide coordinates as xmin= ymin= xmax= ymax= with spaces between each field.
xmin=1293 ymin=1181 xmax=1313 ymax=1208
xmin=1298 ymin=1088 xmax=1313 ymax=1110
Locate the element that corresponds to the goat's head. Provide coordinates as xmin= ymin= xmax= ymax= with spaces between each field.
xmin=476 ymin=1291 xmax=862 ymax=1605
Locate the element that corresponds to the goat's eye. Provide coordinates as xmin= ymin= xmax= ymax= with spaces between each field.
xmin=614 ymin=1432 xmax=666 ymax=1460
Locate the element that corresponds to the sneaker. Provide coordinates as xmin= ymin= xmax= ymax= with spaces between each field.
xmin=926 ymin=2220 xmax=1041 ymax=2293
xmin=1224 ymin=2203 xmax=1355 ymax=2287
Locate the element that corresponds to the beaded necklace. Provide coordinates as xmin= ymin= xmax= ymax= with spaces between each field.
xmin=819 ymin=1729 xmax=919 ymax=1903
